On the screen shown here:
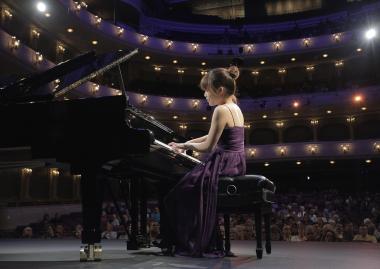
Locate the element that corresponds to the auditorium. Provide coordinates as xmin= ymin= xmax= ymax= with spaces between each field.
xmin=0 ymin=0 xmax=379 ymax=268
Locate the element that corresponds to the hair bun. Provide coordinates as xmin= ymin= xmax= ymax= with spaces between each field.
xmin=227 ymin=66 xmax=240 ymax=80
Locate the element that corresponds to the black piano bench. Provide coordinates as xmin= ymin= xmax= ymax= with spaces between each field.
xmin=217 ymin=175 xmax=276 ymax=259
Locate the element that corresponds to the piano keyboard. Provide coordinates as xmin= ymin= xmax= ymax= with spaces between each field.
xmin=154 ymin=139 xmax=202 ymax=165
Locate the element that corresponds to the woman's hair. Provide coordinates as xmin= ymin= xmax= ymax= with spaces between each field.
xmin=200 ymin=66 xmax=240 ymax=102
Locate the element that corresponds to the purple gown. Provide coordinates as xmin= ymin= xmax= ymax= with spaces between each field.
xmin=164 ymin=123 xmax=246 ymax=257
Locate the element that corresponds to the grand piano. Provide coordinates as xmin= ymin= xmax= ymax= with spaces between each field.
xmin=0 ymin=49 xmax=275 ymax=261
xmin=0 ymin=49 xmax=202 ymax=260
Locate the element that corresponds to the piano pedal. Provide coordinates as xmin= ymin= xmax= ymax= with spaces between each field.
xmin=80 ymin=244 xmax=102 ymax=262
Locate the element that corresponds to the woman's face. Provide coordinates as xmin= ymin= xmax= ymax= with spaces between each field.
xmin=204 ymin=87 xmax=223 ymax=106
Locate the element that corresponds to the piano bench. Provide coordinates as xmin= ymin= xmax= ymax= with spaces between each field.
xmin=217 ymin=175 xmax=275 ymax=259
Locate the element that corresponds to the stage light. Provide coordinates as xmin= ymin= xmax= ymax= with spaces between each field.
xmin=356 ymin=48 xmax=362 ymax=52
xmin=244 ymin=124 xmax=251 ymax=129
xmin=44 ymin=13 xmax=51 ymax=17
xmin=200 ymin=70 xmax=208 ymax=75
xmin=177 ymin=69 xmax=185 ymax=74
xmin=293 ymin=101 xmax=299 ymax=108
xmin=201 ymin=62 xmax=206 ymax=66
xmin=91 ymin=40 xmax=98 ymax=45
xmin=306 ymin=65 xmax=315 ymax=72
xmin=173 ymin=115 xmax=178 ymax=119
xmin=36 ymin=2 xmax=47 ymax=12
xmin=293 ymin=112 xmax=299 ymax=116
xmin=361 ymin=106 xmax=367 ymax=111
xmin=264 ymin=162 xmax=270 ymax=167
xmin=172 ymin=60 xmax=178 ymax=64
xmin=354 ymin=94 xmax=363 ymax=102
xmin=330 ymin=160 xmax=335 ymax=165
xmin=365 ymin=159 xmax=372 ymax=164
xmin=296 ymin=161 xmax=302 ymax=165
xmin=260 ymin=60 xmax=265 ymax=65
xmin=154 ymin=66 xmax=161 ymax=71
xmin=202 ymin=116 xmax=207 ymax=120
xmin=262 ymin=114 xmax=267 ymax=119
xmin=291 ymin=57 xmax=296 ymax=62
xmin=144 ymin=55 xmax=150 ymax=60
xmin=251 ymin=70 xmax=259 ymax=76
xmin=326 ymin=110 xmax=332 ymax=114
xmin=365 ymin=28 xmax=377 ymax=40
xmin=323 ymin=54 xmax=328 ymax=58
xmin=67 ymin=28 xmax=74 ymax=33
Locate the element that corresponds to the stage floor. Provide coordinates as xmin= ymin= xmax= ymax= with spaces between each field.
xmin=0 ymin=239 xmax=379 ymax=269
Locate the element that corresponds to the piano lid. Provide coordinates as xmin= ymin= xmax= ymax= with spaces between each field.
xmin=0 ymin=49 xmax=138 ymax=104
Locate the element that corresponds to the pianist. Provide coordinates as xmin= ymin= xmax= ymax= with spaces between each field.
xmin=163 ymin=66 xmax=246 ymax=257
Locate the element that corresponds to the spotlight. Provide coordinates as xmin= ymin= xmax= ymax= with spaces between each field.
xmin=365 ymin=28 xmax=377 ymax=40
xmin=36 ymin=2 xmax=47 ymax=12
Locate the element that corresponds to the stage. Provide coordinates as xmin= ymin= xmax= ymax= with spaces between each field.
xmin=0 ymin=239 xmax=379 ymax=269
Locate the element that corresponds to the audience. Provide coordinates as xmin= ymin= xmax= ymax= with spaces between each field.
xmin=12 ymin=190 xmax=379 ymax=244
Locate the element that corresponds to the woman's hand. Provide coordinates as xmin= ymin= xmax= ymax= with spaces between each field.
xmin=168 ymin=142 xmax=186 ymax=153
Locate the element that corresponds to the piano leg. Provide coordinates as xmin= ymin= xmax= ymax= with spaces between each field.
xmin=264 ymin=213 xmax=271 ymax=254
xmin=254 ymin=207 xmax=263 ymax=259
xmin=127 ymin=177 xmax=139 ymax=250
xmin=140 ymin=179 xmax=149 ymax=247
xmin=80 ymin=169 xmax=104 ymax=262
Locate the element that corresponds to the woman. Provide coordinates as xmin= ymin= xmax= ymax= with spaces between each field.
xmin=163 ymin=66 xmax=246 ymax=257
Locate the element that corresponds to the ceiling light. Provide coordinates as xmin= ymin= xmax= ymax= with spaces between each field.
xmin=36 ymin=2 xmax=47 ymax=12
xmin=365 ymin=28 xmax=377 ymax=40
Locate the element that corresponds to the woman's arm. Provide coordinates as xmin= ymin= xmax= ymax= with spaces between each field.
xmin=186 ymin=135 xmax=208 ymax=144
xmin=184 ymin=106 xmax=227 ymax=153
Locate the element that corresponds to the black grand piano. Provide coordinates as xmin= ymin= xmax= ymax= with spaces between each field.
xmin=0 ymin=49 xmax=275 ymax=261
xmin=0 ymin=49 xmax=204 ymax=260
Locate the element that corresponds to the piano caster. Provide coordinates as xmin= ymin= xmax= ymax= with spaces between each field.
xmin=256 ymin=248 xmax=263 ymax=259
xmin=265 ymin=242 xmax=271 ymax=254
xmin=80 ymin=244 xmax=102 ymax=262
